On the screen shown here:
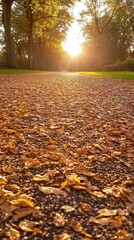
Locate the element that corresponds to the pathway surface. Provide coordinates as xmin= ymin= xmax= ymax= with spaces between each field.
xmin=0 ymin=72 xmax=134 ymax=240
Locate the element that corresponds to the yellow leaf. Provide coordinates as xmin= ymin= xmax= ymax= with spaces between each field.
xmin=23 ymin=113 xmax=29 ymax=117
xmin=10 ymin=198 xmax=34 ymax=208
xmin=33 ymin=174 xmax=49 ymax=182
xmin=61 ymin=180 xmax=69 ymax=189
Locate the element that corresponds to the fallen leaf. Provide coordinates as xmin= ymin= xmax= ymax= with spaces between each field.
xmin=89 ymin=216 xmax=124 ymax=228
xmin=24 ymin=158 xmax=42 ymax=169
xmin=10 ymin=198 xmax=34 ymax=208
xmin=79 ymin=203 xmax=92 ymax=212
xmin=61 ymin=205 xmax=75 ymax=212
xmin=39 ymin=186 xmax=66 ymax=196
xmin=19 ymin=220 xmax=40 ymax=232
xmin=33 ymin=174 xmax=49 ymax=182
xmin=115 ymin=229 xmax=133 ymax=240
xmin=53 ymin=213 xmax=66 ymax=227
xmin=59 ymin=232 xmax=71 ymax=240
xmin=7 ymin=227 xmax=20 ymax=240
xmin=70 ymin=219 xmax=92 ymax=238
xmin=91 ymin=191 xmax=106 ymax=198
xmin=89 ymin=216 xmax=109 ymax=226
xmin=4 ymin=129 xmax=16 ymax=134
xmin=97 ymin=208 xmax=117 ymax=217
xmin=23 ymin=113 xmax=29 ymax=117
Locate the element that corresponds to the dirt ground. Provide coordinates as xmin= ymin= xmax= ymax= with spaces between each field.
xmin=0 ymin=72 xmax=134 ymax=240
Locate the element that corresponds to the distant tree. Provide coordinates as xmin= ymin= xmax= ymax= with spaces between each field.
xmin=81 ymin=0 xmax=134 ymax=67
xmin=2 ymin=0 xmax=16 ymax=67
xmin=11 ymin=0 xmax=75 ymax=69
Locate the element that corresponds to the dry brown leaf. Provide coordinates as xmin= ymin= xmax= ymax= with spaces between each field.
xmin=4 ymin=129 xmax=16 ymax=134
xmin=13 ymin=207 xmax=43 ymax=221
xmin=53 ymin=213 xmax=66 ymax=227
xmin=59 ymin=232 xmax=71 ymax=240
xmin=39 ymin=186 xmax=66 ymax=196
xmin=2 ymin=166 xmax=13 ymax=173
xmin=61 ymin=205 xmax=75 ymax=212
xmin=0 ymin=175 xmax=7 ymax=185
xmin=117 ymin=208 xmax=129 ymax=216
xmin=91 ymin=191 xmax=106 ymax=198
xmin=89 ymin=216 xmax=124 ymax=228
xmin=56 ymin=128 xmax=64 ymax=135
xmin=115 ymin=230 xmax=133 ymax=240
xmin=19 ymin=220 xmax=40 ymax=232
xmin=79 ymin=203 xmax=92 ymax=212
xmin=6 ymin=173 xmax=21 ymax=181
xmin=7 ymin=227 xmax=20 ymax=240
xmin=89 ymin=216 xmax=109 ymax=226
xmin=72 ymin=185 xmax=87 ymax=191
xmin=74 ymin=164 xmax=95 ymax=177
xmin=97 ymin=208 xmax=117 ymax=217
xmin=0 ymin=202 xmax=17 ymax=216
xmin=70 ymin=219 xmax=92 ymax=238
xmin=125 ymin=202 xmax=134 ymax=214
xmin=13 ymin=208 xmax=33 ymax=221
xmin=24 ymin=159 xmax=42 ymax=169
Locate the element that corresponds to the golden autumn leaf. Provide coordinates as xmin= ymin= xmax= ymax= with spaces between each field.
xmin=61 ymin=205 xmax=75 ymax=212
xmin=39 ymin=186 xmax=66 ymax=196
xmin=0 ymin=175 xmax=7 ymax=185
xmin=97 ymin=208 xmax=117 ymax=217
xmin=61 ymin=180 xmax=69 ymax=189
xmin=23 ymin=113 xmax=29 ymax=117
xmin=10 ymin=198 xmax=34 ymax=208
xmin=24 ymin=159 xmax=42 ymax=169
xmin=91 ymin=191 xmax=106 ymax=198
xmin=33 ymin=174 xmax=49 ymax=182
xmin=7 ymin=227 xmax=20 ymax=240
xmin=59 ymin=232 xmax=71 ymax=240
xmin=19 ymin=220 xmax=39 ymax=232
xmin=4 ymin=129 xmax=16 ymax=134
xmin=89 ymin=216 xmax=124 ymax=228
xmin=2 ymin=166 xmax=13 ymax=173
xmin=70 ymin=219 xmax=92 ymax=238
xmin=79 ymin=203 xmax=92 ymax=212
xmin=115 ymin=230 xmax=133 ymax=240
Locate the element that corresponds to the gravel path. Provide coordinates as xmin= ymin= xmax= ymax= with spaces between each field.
xmin=0 ymin=72 xmax=134 ymax=240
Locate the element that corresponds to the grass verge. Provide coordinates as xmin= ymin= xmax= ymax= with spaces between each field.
xmin=78 ymin=71 xmax=134 ymax=80
xmin=0 ymin=69 xmax=43 ymax=74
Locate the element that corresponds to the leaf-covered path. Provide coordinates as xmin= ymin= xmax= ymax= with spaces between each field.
xmin=0 ymin=72 xmax=134 ymax=240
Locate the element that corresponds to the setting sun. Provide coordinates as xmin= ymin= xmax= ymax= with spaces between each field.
xmin=62 ymin=1 xmax=85 ymax=57
xmin=62 ymin=36 xmax=82 ymax=57
xmin=62 ymin=22 xmax=83 ymax=57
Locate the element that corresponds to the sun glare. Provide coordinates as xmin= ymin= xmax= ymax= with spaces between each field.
xmin=62 ymin=22 xmax=83 ymax=57
xmin=62 ymin=1 xmax=86 ymax=57
xmin=62 ymin=35 xmax=82 ymax=57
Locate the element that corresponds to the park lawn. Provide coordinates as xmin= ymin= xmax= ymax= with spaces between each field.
xmin=0 ymin=69 xmax=43 ymax=74
xmin=78 ymin=71 xmax=134 ymax=80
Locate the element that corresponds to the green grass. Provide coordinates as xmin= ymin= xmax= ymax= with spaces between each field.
xmin=0 ymin=69 xmax=43 ymax=74
xmin=78 ymin=71 xmax=134 ymax=80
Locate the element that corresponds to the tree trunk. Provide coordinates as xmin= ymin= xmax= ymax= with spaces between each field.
xmin=27 ymin=1 xmax=35 ymax=69
xmin=2 ymin=0 xmax=16 ymax=68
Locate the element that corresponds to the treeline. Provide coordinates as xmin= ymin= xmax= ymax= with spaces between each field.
xmin=0 ymin=0 xmax=134 ymax=71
